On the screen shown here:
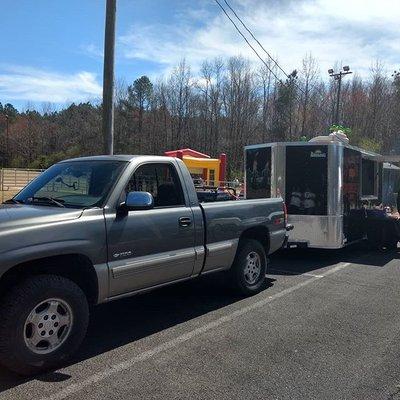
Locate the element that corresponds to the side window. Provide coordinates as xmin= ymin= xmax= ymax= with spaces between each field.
xmin=126 ymin=163 xmax=185 ymax=207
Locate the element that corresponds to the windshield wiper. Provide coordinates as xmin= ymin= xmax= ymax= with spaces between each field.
xmin=27 ymin=196 xmax=66 ymax=208
xmin=2 ymin=198 xmax=24 ymax=205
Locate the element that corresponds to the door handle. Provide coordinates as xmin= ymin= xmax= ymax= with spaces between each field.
xmin=179 ymin=217 xmax=192 ymax=227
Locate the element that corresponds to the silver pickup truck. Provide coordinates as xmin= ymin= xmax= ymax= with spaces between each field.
xmin=0 ymin=155 xmax=287 ymax=375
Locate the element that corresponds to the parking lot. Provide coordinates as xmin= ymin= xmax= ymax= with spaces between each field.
xmin=0 ymin=244 xmax=399 ymax=400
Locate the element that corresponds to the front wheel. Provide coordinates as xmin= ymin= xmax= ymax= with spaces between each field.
xmin=228 ymin=239 xmax=267 ymax=296
xmin=0 ymin=275 xmax=89 ymax=376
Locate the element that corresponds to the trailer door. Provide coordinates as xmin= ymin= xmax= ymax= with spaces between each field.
xmin=285 ymin=145 xmax=328 ymax=216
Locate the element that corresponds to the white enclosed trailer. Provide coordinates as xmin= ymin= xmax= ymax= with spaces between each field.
xmin=245 ymin=140 xmax=390 ymax=249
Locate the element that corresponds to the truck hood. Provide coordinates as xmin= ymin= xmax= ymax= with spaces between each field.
xmin=0 ymin=204 xmax=83 ymax=231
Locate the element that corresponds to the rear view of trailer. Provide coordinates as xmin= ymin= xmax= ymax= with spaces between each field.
xmin=245 ymin=141 xmax=383 ymax=249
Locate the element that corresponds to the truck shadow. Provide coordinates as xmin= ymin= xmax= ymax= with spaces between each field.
xmin=0 ymin=274 xmax=275 ymax=391
xmin=269 ymin=243 xmax=399 ymax=276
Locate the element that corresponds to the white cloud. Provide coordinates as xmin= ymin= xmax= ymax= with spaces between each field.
xmin=0 ymin=65 xmax=102 ymax=103
xmin=80 ymin=43 xmax=104 ymax=59
xmin=119 ymin=0 xmax=400 ymax=79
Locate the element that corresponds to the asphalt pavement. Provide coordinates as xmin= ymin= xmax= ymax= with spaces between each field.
xmin=1 ymin=244 xmax=400 ymax=400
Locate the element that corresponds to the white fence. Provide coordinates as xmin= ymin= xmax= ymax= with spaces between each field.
xmin=0 ymin=168 xmax=43 ymax=202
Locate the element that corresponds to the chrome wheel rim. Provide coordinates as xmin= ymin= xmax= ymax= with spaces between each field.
xmin=244 ymin=251 xmax=262 ymax=285
xmin=23 ymin=298 xmax=73 ymax=354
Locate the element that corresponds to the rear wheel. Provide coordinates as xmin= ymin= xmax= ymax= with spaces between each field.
xmin=0 ymin=275 xmax=89 ymax=376
xmin=229 ymin=239 xmax=267 ymax=296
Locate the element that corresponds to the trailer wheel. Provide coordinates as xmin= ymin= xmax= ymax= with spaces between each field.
xmin=386 ymin=239 xmax=399 ymax=250
xmin=381 ymin=238 xmax=399 ymax=251
xmin=0 ymin=275 xmax=89 ymax=376
xmin=229 ymin=239 xmax=267 ymax=296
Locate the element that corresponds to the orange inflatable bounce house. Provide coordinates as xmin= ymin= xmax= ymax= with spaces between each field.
xmin=164 ymin=148 xmax=227 ymax=186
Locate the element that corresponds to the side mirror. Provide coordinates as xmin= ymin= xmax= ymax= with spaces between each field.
xmin=121 ymin=191 xmax=154 ymax=211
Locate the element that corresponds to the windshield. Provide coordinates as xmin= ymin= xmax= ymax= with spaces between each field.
xmin=14 ymin=160 xmax=127 ymax=208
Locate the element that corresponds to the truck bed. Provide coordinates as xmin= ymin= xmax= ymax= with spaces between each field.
xmin=200 ymin=198 xmax=286 ymax=273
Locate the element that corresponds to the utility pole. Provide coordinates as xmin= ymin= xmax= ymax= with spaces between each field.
xmin=102 ymin=0 xmax=117 ymax=155
xmin=5 ymin=114 xmax=9 ymax=165
xmin=328 ymin=66 xmax=352 ymax=125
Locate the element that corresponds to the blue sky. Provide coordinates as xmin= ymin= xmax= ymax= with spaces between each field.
xmin=0 ymin=0 xmax=199 ymax=108
xmin=1 ymin=0 xmax=399 ymax=109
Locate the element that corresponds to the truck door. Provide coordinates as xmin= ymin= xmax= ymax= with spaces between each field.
xmin=106 ymin=162 xmax=196 ymax=297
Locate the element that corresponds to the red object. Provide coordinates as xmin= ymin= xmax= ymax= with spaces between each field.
xmin=164 ymin=148 xmax=210 ymax=158
xmin=176 ymin=150 xmax=183 ymax=160
xmin=219 ymin=153 xmax=226 ymax=183
xmin=273 ymin=203 xmax=286 ymax=226
xmin=283 ymin=203 xmax=288 ymax=224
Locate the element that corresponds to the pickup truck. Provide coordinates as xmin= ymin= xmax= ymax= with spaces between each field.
xmin=0 ymin=155 xmax=287 ymax=375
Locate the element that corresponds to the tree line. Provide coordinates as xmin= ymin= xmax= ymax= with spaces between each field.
xmin=1 ymin=55 xmax=399 ymax=178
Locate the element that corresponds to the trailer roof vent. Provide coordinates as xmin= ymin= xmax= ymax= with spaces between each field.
xmin=309 ymin=130 xmax=349 ymax=145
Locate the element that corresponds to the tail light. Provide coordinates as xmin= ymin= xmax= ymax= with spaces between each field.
xmin=283 ymin=203 xmax=288 ymax=224
xmin=274 ymin=202 xmax=287 ymax=226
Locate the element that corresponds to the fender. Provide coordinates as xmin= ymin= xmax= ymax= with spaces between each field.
xmin=0 ymin=239 xmax=105 ymax=274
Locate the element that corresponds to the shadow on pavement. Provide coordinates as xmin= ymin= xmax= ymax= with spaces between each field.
xmin=269 ymin=242 xmax=399 ymax=276
xmin=0 ymin=274 xmax=275 ymax=392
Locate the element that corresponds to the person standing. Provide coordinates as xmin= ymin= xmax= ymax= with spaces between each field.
xmin=289 ymin=186 xmax=302 ymax=214
xmin=304 ymin=187 xmax=316 ymax=215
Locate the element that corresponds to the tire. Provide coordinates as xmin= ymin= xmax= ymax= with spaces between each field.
xmin=380 ymin=239 xmax=398 ymax=252
xmin=229 ymin=239 xmax=267 ymax=296
xmin=384 ymin=239 xmax=398 ymax=251
xmin=366 ymin=236 xmax=398 ymax=251
xmin=0 ymin=274 xmax=89 ymax=376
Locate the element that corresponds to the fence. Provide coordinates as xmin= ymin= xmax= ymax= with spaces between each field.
xmin=0 ymin=168 xmax=43 ymax=202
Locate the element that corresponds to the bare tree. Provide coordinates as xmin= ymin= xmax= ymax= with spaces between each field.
xmin=2 ymin=54 xmax=400 ymax=173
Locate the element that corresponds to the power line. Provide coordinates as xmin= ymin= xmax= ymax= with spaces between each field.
xmin=223 ymin=0 xmax=329 ymax=103
xmin=214 ymin=0 xmax=318 ymax=124
xmin=222 ymin=0 xmax=290 ymax=80
xmin=215 ymin=0 xmax=329 ymax=129
xmin=214 ymin=0 xmax=305 ymax=125
xmin=217 ymin=0 xmax=331 ymax=120
xmin=214 ymin=0 xmax=282 ymax=83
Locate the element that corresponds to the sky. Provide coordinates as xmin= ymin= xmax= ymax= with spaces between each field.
xmin=1 ymin=0 xmax=400 ymax=110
